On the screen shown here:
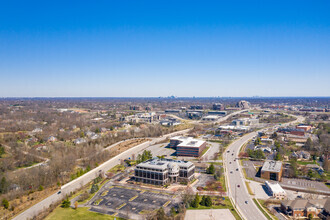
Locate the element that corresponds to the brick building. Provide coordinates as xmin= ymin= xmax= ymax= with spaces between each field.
xmin=281 ymin=198 xmax=329 ymax=219
xmin=260 ymin=160 xmax=283 ymax=181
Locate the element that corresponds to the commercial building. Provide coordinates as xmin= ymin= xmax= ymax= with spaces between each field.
xmin=278 ymin=128 xmax=305 ymax=136
xmin=236 ymin=100 xmax=250 ymax=109
xmin=261 ymin=160 xmax=283 ymax=181
xmin=208 ymin=111 xmax=227 ymax=116
xmin=265 ymin=181 xmax=286 ymax=199
xmin=165 ymin=109 xmax=182 ymax=114
xmin=232 ymin=118 xmax=259 ymax=126
xmin=202 ymin=115 xmax=219 ymax=121
xmin=170 ymin=136 xmax=207 ymax=157
xmin=212 ymin=103 xmax=224 ymax=111
xmin=190 ymin=105 xmax=204 ymax=110
xmin=134 ymin=158 xmax=195 ymax=185
xmin=218 ymin=125 xmax=250 ymax=132
xmin=296 ymin=125 xmax=312 ymax=132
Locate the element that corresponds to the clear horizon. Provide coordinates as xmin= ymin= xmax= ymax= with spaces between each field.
xmin=1 ymin=1 xmax=330 ymax=97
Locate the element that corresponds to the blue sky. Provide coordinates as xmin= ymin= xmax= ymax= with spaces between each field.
xmin=0 ymin=0 xmax=329 ymax=97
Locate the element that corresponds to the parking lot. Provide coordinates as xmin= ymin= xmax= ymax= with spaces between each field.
xmin=281 ymin=178 xmax=329 ymax=191
xmin=89 ymin=186 xmax=179 ymax=219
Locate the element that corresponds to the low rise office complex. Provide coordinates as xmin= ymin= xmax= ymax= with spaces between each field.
xmin=170 ymin=136 xmax=207 ymax=157
xmin=134 ymin=158 xmax=195 ymax=185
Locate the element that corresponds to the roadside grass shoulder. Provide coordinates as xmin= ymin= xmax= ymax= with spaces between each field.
xmin=258 ymin=199 xmax=279 ymax=220
xmin=252 ymin=199 xmax=274 ymax=220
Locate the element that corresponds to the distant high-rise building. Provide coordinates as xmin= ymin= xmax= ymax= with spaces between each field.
xmin=236 ymin=100 xmax=250 ymax=109
xmin=212 ymin=103 xmax=224 ymax=110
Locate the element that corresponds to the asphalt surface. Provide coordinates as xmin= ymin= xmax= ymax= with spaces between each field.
xmin=224 ymin=132 xmax=267 ymax=220
xmin=224 ymin=113 xmax=305 ymax=220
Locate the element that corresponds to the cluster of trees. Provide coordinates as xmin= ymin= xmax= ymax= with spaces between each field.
xmin=136 ymin=150 xmax=153 ymax=163
xmin=247 ymin=149 xmax=265 ymax=159
xmin=190 ymin=193 xmax=212 ymax=208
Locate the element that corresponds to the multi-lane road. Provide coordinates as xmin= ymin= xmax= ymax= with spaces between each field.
xmin=224 ymin=113 xmax=305 ymax=220
xmin=224 ymin=131 xmax=267 ymax=220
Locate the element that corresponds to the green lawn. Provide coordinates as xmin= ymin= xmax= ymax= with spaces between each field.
xmin=296 ymin=160 xmax=319 ymax=166
xmin=45 ymin=207 xmax=122 ymax=220
xmin=201 ymin=146 xmax=210 ymax=157
xmin=188 ymin=197 xmax=241 ymax=220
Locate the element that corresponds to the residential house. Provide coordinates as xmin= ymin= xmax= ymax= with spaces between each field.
xmin=291 ymin=151 xmax=311 ymax=160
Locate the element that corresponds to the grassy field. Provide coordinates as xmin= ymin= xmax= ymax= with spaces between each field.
xmin=45 ymin=207 xmax=122 ymax=220
xmin=188 ymin=196 xmax=241 ymax=220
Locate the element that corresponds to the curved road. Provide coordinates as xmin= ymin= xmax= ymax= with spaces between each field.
xmin=224 ymin=113 xmax=305 ymax=220
xmin=224 ymin=132 xmax=266 ymax=220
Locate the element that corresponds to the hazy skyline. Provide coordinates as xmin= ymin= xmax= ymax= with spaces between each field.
xmin=1 ymin=1 xmax=330 ymax=97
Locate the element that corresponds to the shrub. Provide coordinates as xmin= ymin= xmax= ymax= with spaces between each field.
xmin=205 ymin=196 xmax=212 ymax=207
xmin=207 ymin=164 xmax=215 ymax=174
xmin=61 ymin=199 xmax=70 ymax=208
xmin=78 ymin=191 xmax=90 ymax=202
xmin=2 ymin=198 xmax=9 ymax=209
xmin=90 ymin=184 xmax=99 ymax=194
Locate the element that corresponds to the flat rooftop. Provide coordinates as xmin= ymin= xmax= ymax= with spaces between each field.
xmin=136 ymin=158 xmax=194 ymax=170
xmin=265 ymin=181 xmax=285 ymax=194
xmin=177 ymin=139 xmax=206 ymax=148
xmin=261 ymin=160 xmax=282 ymax=173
